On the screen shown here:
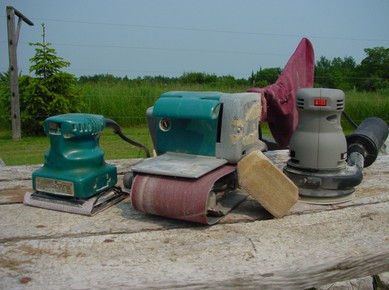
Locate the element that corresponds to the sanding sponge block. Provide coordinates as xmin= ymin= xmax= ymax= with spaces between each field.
xmin=237 ymin=150 xmax=298 ymax=218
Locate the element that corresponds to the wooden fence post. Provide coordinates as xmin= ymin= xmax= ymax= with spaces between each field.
xmin=6 ymin=6 xmax=34 ymax=140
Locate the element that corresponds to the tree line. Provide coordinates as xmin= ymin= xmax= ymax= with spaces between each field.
xmin=0 ymin=23 xmax=388 ymax=136
xmin=315 ymin=47 xmax=389 ymax=91
xmin=78 ymin=46 xmax=389 ymax=92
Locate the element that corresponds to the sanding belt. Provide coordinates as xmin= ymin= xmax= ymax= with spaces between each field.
xmin=131 ymin=164 xmax=247 ymax=225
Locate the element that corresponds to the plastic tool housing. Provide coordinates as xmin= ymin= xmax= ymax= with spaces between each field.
xmin=288 ymin=88 xmax=347 ymax=171
xmin=146 ymin=91 xmax=262 ymax=164
xmin=346 ymin=117 xmax=389 ymax=168
xmin=32 ymin=113 xmax=117 ymax=199
xmin=284 ymin=88 xmax=361 ymax=199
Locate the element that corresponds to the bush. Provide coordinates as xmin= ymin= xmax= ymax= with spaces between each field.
xmin=19 ymin=23 xmax=82 ymax=135
xmin=0 ymin=73 xmax=11 ymax=130
xmin=20 ymin=72 xmax=82 ymax=135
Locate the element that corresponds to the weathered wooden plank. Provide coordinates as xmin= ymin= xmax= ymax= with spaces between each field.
xmin=1 ymin=192 xmax=388 ymax=243
xmin=0 ymin=152 xmax=388 ymax=242
xmin=1 ymin=151 xmax=387 ymax=180
xmin=0 ymin=199 xmax=190 ymax=243
xmin=1 ymin=202 xmax=388 ymax=289
xmin=0 ymin=159 xmax=142 ymax=203
xmin=0 ymin=151 xmax=388 ymax=288
xmin=2 ymin=151 xmax=387 ymax=186
xmin=0 ymin=158 xmax=142 ymax=182
xmin=0 ymin=164 xmax=40 ymax=181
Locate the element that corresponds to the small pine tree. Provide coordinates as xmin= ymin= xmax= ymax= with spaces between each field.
xmin=19 ymin=23 xmax=82 ymax=135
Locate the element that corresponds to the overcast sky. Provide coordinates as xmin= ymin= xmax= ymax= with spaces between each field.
xmin=1 ymin=0 xmax=388 ymax=79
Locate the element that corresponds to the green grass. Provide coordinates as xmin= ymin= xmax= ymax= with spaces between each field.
xmin=0 ymin=126 xmax=153 ymax=166
xmin=78 ymin=83 xmax=389 ymax=129
xmin=0 ymin=85 xmax=388 ymax=166
xmin=0 ymin=131 xmax=49 ymax=165
xmin=0 ymin=125 xmax=273 ymax=166
xmin=99 ymin=126 xmax=154 ymax=160
xmin=344 ymin=90 xmax=389 ymax=118
xmin=78 ymin=81 xmax=249 ymax=126
xmin=341 ymin=90 xmax=389 ymax=132
xmin=0 ymin=81 xmax=253 ymax=166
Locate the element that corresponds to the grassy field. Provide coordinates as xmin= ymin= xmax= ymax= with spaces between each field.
xmin=0 ymin=83 xmax=388 ymax=166
xmin=0 ymin=126 xmax=153 ymax=166
xmin=78 ymin=80 xmax=250 ymax=126
xmin=79 ymin=81 xmax=389 ymax=128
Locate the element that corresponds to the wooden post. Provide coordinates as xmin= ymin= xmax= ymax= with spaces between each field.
xmin=6 ymin=6 xmax=33 ymax=140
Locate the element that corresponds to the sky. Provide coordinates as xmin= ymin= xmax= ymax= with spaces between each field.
xmin=1 ymin=0 xmax=389 ymax=79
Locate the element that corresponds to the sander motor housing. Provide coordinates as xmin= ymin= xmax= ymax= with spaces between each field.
xmin=284 ymin=88 xmax=360 ymax=198
xmin=146 ymin=91 xmax=262 ymax=163
xmin=32 ymin=114 xmax=117 ymax=199
xmin=288 ymin=88 xmax=347 ymax=171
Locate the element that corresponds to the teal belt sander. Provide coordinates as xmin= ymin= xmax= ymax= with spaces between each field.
xmin=24 ymin=113 xmax=150 ymax=215
xmin=126 ymin=91 xmax=263 ymax=224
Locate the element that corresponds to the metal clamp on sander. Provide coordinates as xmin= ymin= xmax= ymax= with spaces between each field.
xmin=284 ymin=88 xmax=388 ymax=203
xmin=125 ymin=91 xmax=263 ymax=224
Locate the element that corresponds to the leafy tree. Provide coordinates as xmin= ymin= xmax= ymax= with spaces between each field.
xmin=180 ymin=72 xmax=218 ymax=84
xmin=249 ymin=68 xmax=281 ymax=87
xmin=0 ymin=72 xmax=11 ymax=129
xmin=315 ymin=56 xmax=357 ymax=90
xmin=216 ymin=75 xmax=239 ymax=88
xmin=332 ymin=56 xmax=357 ymax=90
xmin=356 ymin=47 xmax=389 ymax=91
xmin=314 ymin=56 xmax=331 ymax=87
xmin=78 ymin=73 xmax=122 ymax=84
xmin=19 ymin=23 xmax=82 ymax=135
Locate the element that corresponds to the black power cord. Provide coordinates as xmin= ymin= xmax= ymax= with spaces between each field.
xmin=105 ymin=118 xmax=151 ymax=158
xmin=342 ymin=111 xmax=358 ymax=129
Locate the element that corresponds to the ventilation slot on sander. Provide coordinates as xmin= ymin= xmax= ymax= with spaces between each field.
xmin=284 ymin=88 xmax=388 ymax=203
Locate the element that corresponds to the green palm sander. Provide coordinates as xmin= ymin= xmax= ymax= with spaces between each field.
xmin=24 ymin=113 xmax=126 ymax=215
